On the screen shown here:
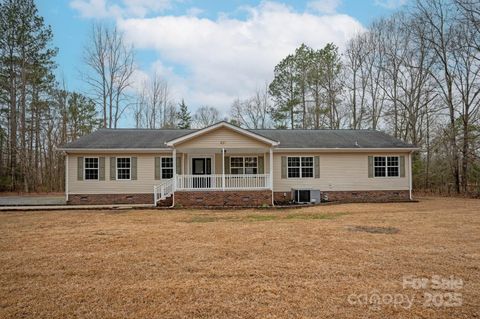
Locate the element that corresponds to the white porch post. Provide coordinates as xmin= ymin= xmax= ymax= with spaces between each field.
xmin=173 ymin=148 xmax=177 ymax=190
xmin=182 ymin=153 xmax=185 ymax=175
xmin=222 ymin=148 xmax=225 ymax=191
xmin=269 ymin=147 xmax=273 ymax=189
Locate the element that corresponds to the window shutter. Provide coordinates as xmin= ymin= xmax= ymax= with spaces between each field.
xmin=131 ymin=157 xmax=137 ymax=180
xmin=176 ymin=156 xmax=182 ymax=174
xmin=154 ymin=157 xmax=161 ymax=180
xmin=368 ymin=156 xmax=373 ymax=178
xmin=281 ymin=156 xmax=287 ymax=179
xmin=400 ymin=156 xmax=406 ymax=177
xmin=224 ymin=156 xmax=230 ymax=173
xmin=99 ymin=157 xmax=105 ymax=181
xmin=258 ymin=156 xmax=264 ymax=174
xmin=314 ymin=156 xmax=320 ymax=178
xmin=77 ymin=157 xmax=84 ymax=181
xmin=110 ymin=157 xmax=116 ymax=180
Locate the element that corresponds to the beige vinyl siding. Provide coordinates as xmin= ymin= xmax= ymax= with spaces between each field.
xmin=176 ymin=127 xmax=270 ymax=149
xmin=272 ymin=152 xmax=410 ymax=192
xmin=68 ymin=153 xmax=172 ymax=194
xmin=68 ymin=150 xmax=408 ymax=194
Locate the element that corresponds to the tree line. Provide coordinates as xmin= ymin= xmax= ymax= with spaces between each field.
xmin=0 ymin=0 xmax=478 ymax=195
xmin=233 ymin=0 xmax=480 ymax=195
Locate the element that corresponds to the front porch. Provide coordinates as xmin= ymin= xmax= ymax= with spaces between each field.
xmin=153 ymin=122 xmax=278 ymax=206
xmin=153 ymin=147 xmax=274 ymax=205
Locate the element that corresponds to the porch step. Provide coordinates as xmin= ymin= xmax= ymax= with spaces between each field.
xmin=159 ymin=193 xmax=173 ymax=201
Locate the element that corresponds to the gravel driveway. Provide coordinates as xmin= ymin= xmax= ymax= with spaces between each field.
xmin=0 ymin=196 xmax=65 ymax=206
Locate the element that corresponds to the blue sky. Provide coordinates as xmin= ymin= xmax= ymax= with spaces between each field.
xmin=37 ymin=0 xmax=408 ymax=124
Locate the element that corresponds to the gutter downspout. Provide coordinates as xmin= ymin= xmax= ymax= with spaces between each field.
xmin=270 ymin=147 xmax=274 ymax=206
xmin=409 ymin=151 xmax=413 ymax=201
xmin=65 ymin=153 xmax=69 ymax=203
xmin=171 ymin=148 xmax=176 ymax=208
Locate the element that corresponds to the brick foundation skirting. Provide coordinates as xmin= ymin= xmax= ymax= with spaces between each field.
xmin=175 ymin=190 xmax=272 ymax=207
xmin=69 ymin=190 xmax=409 ymax=206
xmin=274 ymin=190 xmax=410 ymax=204
xmin=67 ymin=193 xmax=173 ymax=206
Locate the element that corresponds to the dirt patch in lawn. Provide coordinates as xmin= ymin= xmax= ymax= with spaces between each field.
xmin=0 ymin=197 xmax=479 ymax=319
xmin=347 ymin=225 xmax=400 ymax=234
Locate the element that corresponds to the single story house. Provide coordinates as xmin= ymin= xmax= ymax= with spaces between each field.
xmin=58 ymin=121 xmax=417 ymax=207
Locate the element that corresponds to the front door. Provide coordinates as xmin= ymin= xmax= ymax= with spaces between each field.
xmin=192 ymin=158 xmax=212 ymax=188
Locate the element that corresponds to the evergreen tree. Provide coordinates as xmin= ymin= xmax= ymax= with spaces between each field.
xmin=177 ymin=99 xmax=191 ymax=129
xmin=268 ymin=54 xmax=299 ymax=129
xmin=0 ymin=0 xmax=57 ymax=191
xmin=67 ymin=92 xmax=101 ymax=140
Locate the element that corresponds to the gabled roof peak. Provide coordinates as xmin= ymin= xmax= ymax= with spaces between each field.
xmin=165 ymin=121 xmax=280 ymax=147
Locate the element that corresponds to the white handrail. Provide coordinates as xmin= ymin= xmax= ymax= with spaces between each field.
xmin=153 ymin=178 xmax=175 ymax=204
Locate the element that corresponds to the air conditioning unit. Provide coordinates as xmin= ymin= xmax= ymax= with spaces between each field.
xmin=292 ymin=189 xmax=321 ymax=204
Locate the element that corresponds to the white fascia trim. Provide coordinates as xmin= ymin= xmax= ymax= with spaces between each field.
xmin=165 ymin=122 xmax=280 ymax=146
xmin=273 ymin=147 xmax=420 ymax=152
xmin=57 ymin=148 xmax=172 ymax=153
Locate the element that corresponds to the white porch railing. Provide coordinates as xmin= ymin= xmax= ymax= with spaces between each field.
xmin=154 ymin=174 xmax=271 ymax=204
xmin=176 ymin=174 xmax=271 ymax=190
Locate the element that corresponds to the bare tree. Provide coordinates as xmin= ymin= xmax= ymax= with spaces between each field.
xmin=455 ymin=0 xmax=480 ymax=57
xmin=451 ymin=22 xmax=480 ymax=191
xmin=344 ymin=34 xmax=369 ymax=129
xmin=83 ymin=23 xmax=135 ymax=128
xmin=230 ymin=85 xmax=271 ymax=129
xmin=193 ymin=106 xmax=220 ymax=128
xmin=133 ymin=73 xmax=173 ymax=128
xmin=416 ymin=0 xmax=461 ymax=193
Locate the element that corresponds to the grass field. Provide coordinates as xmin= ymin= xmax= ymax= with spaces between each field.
xmin=0 ymin=197 xmax=479 ymax=318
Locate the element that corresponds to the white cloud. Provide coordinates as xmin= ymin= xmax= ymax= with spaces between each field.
xmin=70 ymin=0 xmax=171 ymax=18
xmin=307 ymin=0 xmax=342 ymax=14
xmin=186 ymin=7 xmax=204 ymax=17
xmin=374 ymin=0 xmax=407 ymax=9
xmin=117 ymin=1 xmax=364 ymax=113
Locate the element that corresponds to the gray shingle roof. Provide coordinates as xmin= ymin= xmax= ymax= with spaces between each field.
xmin=60 ymin=127 xmax=415 ymax=150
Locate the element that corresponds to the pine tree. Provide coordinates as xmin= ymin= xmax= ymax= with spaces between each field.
xmin=67 ymin=92 xmax=101 ymax=140
xmin=177 ymin=99 xmax=191 ymax=129
xmin=0 ymin=0 xmax=57 ymax=191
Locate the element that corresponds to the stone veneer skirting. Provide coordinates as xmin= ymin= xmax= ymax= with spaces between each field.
xmin=68 ymin=193 xmax=172 ymax=206
xmin=274 ymin=190 xmax=410 ymax=204
xmin=174 ymin=190 xmax=272 ymax=207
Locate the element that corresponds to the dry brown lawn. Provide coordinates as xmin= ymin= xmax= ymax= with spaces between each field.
xmin=0 ymin=197 xmax=479 ymax=318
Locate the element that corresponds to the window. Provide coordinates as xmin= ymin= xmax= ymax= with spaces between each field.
xmin=84 ymin=157 xmax=99 ymax=180
xmin=230 ymin=157 xmax=258 ymax=174
xmin=288 ymin=156 xmax=314 ymax=178
xmin=117 ymin=157 xmax=131 ymax=180
xmin=161 ymin=157 xmax=174 ymax=179
xmin=374 ymin=156 xmax=399 ymax=177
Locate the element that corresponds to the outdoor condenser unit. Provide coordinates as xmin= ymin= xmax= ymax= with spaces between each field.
xmin=292 ymin=189 xmax=321 ymax=204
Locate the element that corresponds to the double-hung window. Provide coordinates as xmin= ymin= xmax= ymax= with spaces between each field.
xmin=288 ymin=156 xmax=314 ymax=178
xmin=117 ymin=157 xmax=131 ymax=180
xmin=374 ymin=156 xmax=399 ymax=177
xmin=161 ymin=157 xmax=174 ymax=179
xmin=84 ymin=157 xmax=99 ymax=180
xmin=230 ymin=157 xmax=258 ymax=174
